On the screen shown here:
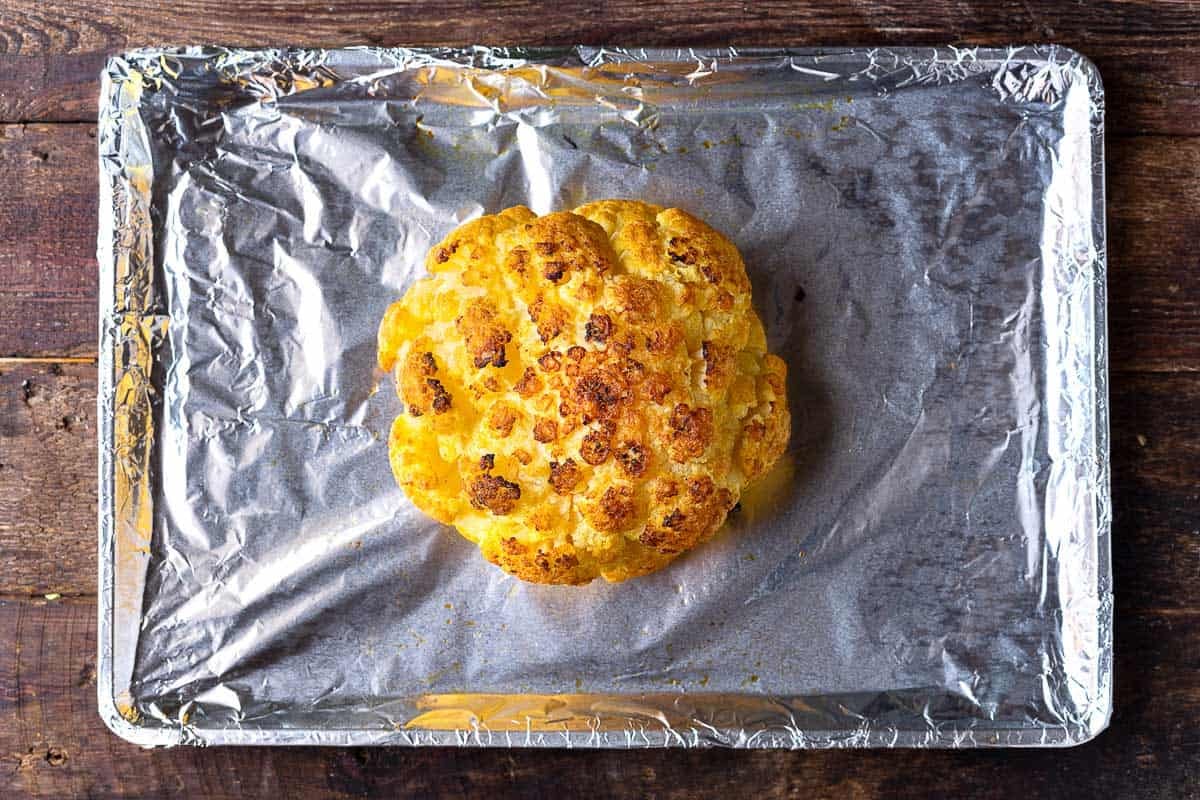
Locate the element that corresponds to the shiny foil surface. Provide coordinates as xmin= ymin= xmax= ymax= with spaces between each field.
xmin=97 ymin=46 xmax=1110 ymax=747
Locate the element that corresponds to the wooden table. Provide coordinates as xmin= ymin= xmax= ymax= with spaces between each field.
xmin=1 ymin=3 xmax=1197 ymax=797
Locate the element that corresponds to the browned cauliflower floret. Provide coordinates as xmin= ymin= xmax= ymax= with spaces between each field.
xmin=379 ymin=200 xmax=790 ymax=584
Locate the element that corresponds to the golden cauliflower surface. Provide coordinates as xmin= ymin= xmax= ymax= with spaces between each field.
xmin=378 ymin=200 xmax=789 ymax=584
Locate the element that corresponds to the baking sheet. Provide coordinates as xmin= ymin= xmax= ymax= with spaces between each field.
xmin=97 ymin=46 xmax=1110 ymax=747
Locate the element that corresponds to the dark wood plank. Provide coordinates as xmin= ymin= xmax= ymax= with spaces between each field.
xmin=0 ymin=360 xmax=96 ymax=596
xmin=1101 ymin=46 xmax=1200 ymax=138
xmin=0 ymin=2 xmax=1199 ymax=135
xmin=1108 ymin=136 xmax=1200 ymax=374
xmin=3 ymin=356 xmax=1186 ymax=607
xmin=1110 ymin=373 xmax=1200 ymax=614
xmin=1 ymin=595 xmax=1196 ymax=799
xmin=0 ymin=123 xmax=96 ymax=358
xmin=2 ymin=125 xmax=1196 ymax=370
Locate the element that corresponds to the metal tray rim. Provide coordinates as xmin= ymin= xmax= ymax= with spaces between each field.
xmin=96 ymin=43 xmax=1111 ymax=749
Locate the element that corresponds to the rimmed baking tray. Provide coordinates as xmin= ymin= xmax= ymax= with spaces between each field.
xmin=98 ymin=45 xmax=1110 ymax=747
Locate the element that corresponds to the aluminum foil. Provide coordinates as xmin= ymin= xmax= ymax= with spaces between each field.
xmin=97 ymin=46 xmax=1110 ymax=748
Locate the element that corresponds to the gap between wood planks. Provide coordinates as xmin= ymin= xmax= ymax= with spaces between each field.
xmin=0 ymin=103 xmax=1196 ymax=141
xmin=0 ymin=593 xmax=1196 ymax=800
xmin=0 ymin=357 xmax=97 ymax=365
xmin=4 ymin=123 xmax=1199 ymax=367
xmin=1 ymin=26 xmax=1199 ymax=135
xmin=2 ymin=360 xmax=1196 ymax=605
xmin=7 ymin=357 xmax=1193 ymax=374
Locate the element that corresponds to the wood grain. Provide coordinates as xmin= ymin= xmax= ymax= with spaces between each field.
xmin=1 ymin=596 xmax=1196 ymax=799
xmin=1108 ymin=136 xmax=1200 ymax=374
xmin=0 ymin=2 xmax=1198 ymax=134
xmin=0 ymin=362 xmax=1194 ymax=610
xmin=0 ymin=361 xmax=96 ymax=596
xmin=1110 ymin=373 xmax=1200 ymax=614
xmin=1 ymin=124 xmax=1195 ymax=369
xmin=0 ymin=123 xmax=96 ymax=358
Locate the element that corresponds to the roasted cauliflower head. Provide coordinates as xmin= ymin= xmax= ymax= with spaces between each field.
xmin=378 ymin=200 xmax=789 ymax=584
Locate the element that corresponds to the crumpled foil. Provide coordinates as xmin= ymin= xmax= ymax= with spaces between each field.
xmin=97 ymin=46 xmax=1110 ymax=748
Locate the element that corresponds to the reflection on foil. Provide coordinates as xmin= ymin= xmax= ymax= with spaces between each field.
xmin=97 ymin=46 xmax=1109 ymax=748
